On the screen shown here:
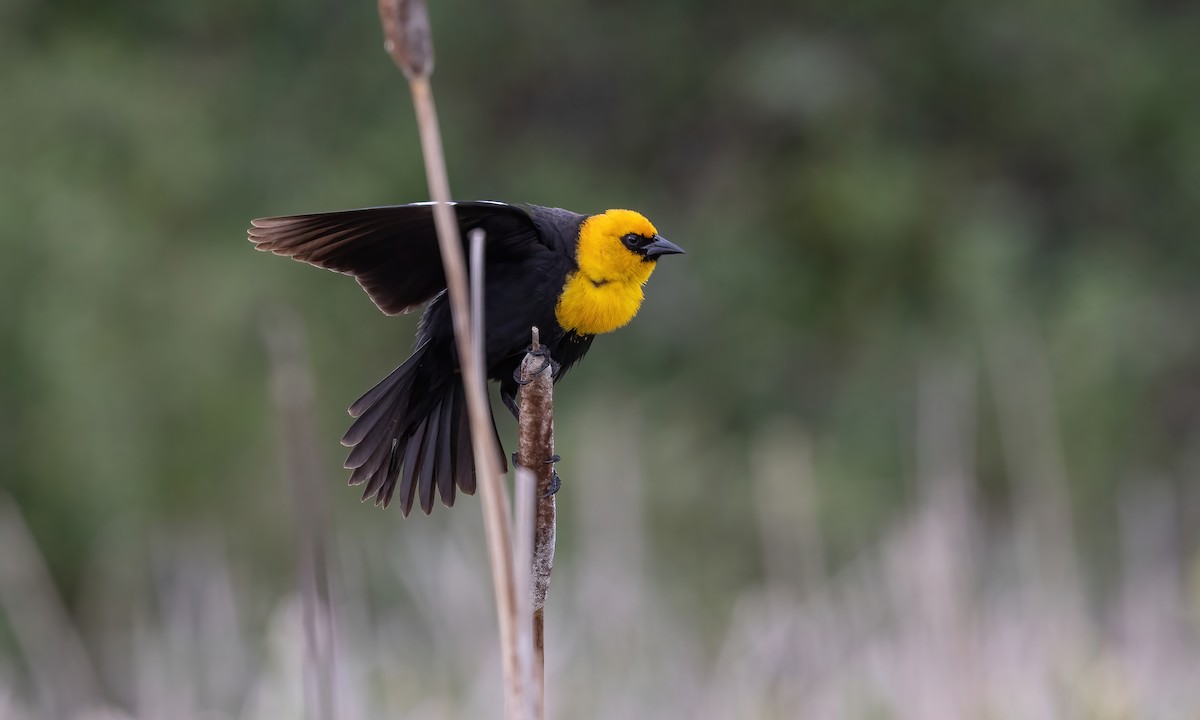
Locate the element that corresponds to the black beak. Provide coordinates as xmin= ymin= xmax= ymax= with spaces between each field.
xmin=643 ymin=235 xmax=685 ymax=259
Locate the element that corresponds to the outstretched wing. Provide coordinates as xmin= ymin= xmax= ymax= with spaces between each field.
xmin=248 ymin=201 xmax=539 ymax=315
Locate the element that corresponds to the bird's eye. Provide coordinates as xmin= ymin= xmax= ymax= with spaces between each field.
xmin=622 ymin=233 xmax=640 ymax=248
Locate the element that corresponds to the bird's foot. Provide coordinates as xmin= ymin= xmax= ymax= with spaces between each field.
xmin=545 ymin=470 xmax=562 ymax=497
xmin=513 ymin=346 xmax=558 ymax=385
xmin=511 ymin=452 xmax=562 ymax=468
xmin=543 ymin=454 xmax=562 ymax=497
xmin=511 ymin=453 xmax=563 ymax=497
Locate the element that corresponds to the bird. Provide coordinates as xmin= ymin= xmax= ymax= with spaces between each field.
xmin=248 ymin=201 xmax=684 ymax=516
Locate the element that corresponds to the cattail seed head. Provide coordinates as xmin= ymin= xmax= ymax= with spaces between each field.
xmin=378 ymin=0 xmax=434 ymax=79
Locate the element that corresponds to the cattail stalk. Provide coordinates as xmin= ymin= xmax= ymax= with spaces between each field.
xmin=516 ymin=327 xmax=557 ymax=719
xmin=513 ymin=466 xmax=536 ymax=719
xmin=378 ymin=1 xmax=521 ymax=715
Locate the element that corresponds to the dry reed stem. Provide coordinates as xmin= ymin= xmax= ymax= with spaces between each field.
xmin=0 ymin=493 xmax=99 ymax=718
xmin=263 ymin=309 xmax=337 ymax=720
xmin=909 ymin=352 xmax=978 ymax=720
xmin=984 ymin=324 xmax=1088 ymax=655
xmin=750 ymin=423 xmax=823 ymax=594
xmin=378 ymin=1 xmax=521 ymax=715
xmin=467 ymin=228 xmax=521 ymax=715
xmin=516 ymin=327 xmax=557 ymax=719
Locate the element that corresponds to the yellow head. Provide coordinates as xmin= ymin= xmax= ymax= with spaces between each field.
xmin=555 ymin=209 xmax=684 ymax=336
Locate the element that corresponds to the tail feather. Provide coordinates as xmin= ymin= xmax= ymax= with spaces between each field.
xmin=361 ymin=442 xmax=396 ymax=503
xmin=343 ymin=346 xmax=502 ymax=513
xmin=418 ymin=400 xmax=444 ymax=515
xmin=347 ymin=346 xmax=424 ymax=418
xmin=343 ymin=410 xmax=395 ymax=469
xmin=436 ymin=392 xmax=457 ymax=507
xmin=452 ymin=382 xmax=477 ymax=496
xmin=341 ymin=371 xmax=411 ymax=449
xmin=397 ymin=421 xmax=428 ymax=516
xmin=377 ymin=445 xmax=403 ymax=507
xmin=349 ymin=434 xmax=393 ymax=486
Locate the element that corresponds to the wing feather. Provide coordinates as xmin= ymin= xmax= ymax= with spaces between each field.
xmin=249 ymin=202 xmax=539 ymax=315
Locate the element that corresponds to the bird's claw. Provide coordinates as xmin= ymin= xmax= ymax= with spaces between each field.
xmin=511 ymin=453 xmax=563 ymax=497
xmin=543 ymin=454 xmax=562 ymax=496
xmin=544 ymin=470 xmax=562 ymax=497
xmin=511 ymin=452 xmax=562 ymax=467
xmin=513 ymin=346 xmax=558 ymax=385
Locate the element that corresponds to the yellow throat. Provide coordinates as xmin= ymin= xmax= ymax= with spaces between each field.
xmin=555 ymin=209 xmax=659 ymax=336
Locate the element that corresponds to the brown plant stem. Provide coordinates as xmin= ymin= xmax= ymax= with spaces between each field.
xmin=516 ymin=327 xmax=557 ymax=719
xmin=378 ymin=1 xmax=520 ymax=715
xmin=514 ymin=466 xmax=536 ymax=719
xmin=468 ymin=228 xmax=522 ymax=713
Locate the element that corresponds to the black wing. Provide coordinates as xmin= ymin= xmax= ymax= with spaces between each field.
xmin=248 ymin=201 xmax=541 ymax=315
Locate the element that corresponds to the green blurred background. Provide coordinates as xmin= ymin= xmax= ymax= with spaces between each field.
xmin=2 ymin=0 xmax=1199 ymax=717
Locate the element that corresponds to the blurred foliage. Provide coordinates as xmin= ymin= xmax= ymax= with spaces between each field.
xmin=2 ymin=0 xmax=1200 ymax=669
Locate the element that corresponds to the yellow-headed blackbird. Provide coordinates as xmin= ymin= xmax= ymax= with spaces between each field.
xmin=249 ymin=202 xmax=683 ymax=516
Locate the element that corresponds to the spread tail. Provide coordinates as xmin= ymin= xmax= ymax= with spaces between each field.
xmin=341 ymin=342 xmax=504 ymax=515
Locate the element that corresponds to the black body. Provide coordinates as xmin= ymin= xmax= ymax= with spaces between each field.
xmin=250 ymin=202 xmax=595 ymax=515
